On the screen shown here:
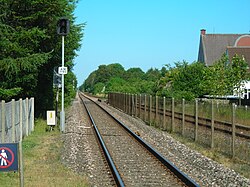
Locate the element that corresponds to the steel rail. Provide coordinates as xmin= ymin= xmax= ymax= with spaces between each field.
xmin=81 ymin=93 xmax=200 ymax=187
xmin=79 ymin=95 xmax=125 ymax=187
xmin=140 ymin=105 xmax=250 ymax=139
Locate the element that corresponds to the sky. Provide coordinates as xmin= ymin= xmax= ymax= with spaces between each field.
xmin=73 ymin=0 xmax=250 ymax=86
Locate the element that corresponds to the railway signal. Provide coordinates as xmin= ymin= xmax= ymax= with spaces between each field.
xmin=57 ymin=17 xmax=70 ymax=36
xmin=57 ymin=17 xmax=70 ymax=132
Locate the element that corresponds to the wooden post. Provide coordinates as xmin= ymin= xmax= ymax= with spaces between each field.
xmin=156 ymin=96 xmax=158 ymax=127
xmin=211 ymin=100 xmax=214 ymax=149
xmin=124 ymin=93 xmax=127 ymax=113
xmin=171 ymin=97 xmax=175 ymax=132
xmin=123 ymin=93 xmax=126 ymax=112
xmin=131 ymin=94 xmax=134 ymax=116
xmin=116 ymin=93 xmax=118 ymax=109
xmin=182 ymin=98 xmax=185 ymax=136
xmin=1 ymin=100 xmax=5 ymax=143
xmin=149 ymin=95 xmax=152 ymax=125
xmin=128 ymin=93 xmax=130 ymax=114
xmin=131 ymin=94 xmax=133 ymax=116
xmin=144 ymin=94 xmax=147 ymax=122
xmin=232 ymin=103 xmax=236 ymax=158
xmin=139 ymin=94 xmax=141 ymax=119
xmin=138 ymin=94 xmax=142 ymax=119
xmin=127 ymin=94 xmax=129 ymax=114
xmin=135 ymin=94 xmax=137 ymax=117
xmin=12 ymin=99 xmax=15 ymax=142
xmin=163 ymin=97 xmax=166 ymax=130
xmin=195 ymin=99 xmax=198 ymax=141
xmin=129 ymin=94 xmax=132 ymax=115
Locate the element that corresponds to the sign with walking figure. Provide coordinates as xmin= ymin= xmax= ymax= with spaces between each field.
xmin=0 ymin=143 xmax=18 ymax=172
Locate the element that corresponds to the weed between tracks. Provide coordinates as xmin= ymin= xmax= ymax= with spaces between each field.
xmin=0 ymin=119 xmax=89 ymax=187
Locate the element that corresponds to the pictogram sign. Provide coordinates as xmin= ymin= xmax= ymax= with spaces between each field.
xmin=0 ymin=143 xmax=18 ymax=172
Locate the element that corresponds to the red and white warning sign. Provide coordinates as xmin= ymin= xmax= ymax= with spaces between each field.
xmin=0 ymin=143 xmax=18 ymax=172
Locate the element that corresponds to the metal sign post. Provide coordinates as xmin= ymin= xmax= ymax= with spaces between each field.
xmin=60 ymin=35 xmax=65 ymax=132
xmin=57 ymin=17 xmax=69 ymax=133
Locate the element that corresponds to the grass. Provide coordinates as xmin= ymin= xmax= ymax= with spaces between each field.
xmin=0 ymin=119 xmax=89 ymax=187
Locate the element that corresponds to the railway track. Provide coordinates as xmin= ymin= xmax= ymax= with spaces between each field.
xmin=79 ymin=93 xmax=199 ymax=187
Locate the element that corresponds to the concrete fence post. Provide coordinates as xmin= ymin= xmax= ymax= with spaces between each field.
xmin=19 ymin=99 xmax=23 ymax=141
xmin=26 ymin=98 xmax=29 ymax=136
xmin=19 ymin=98 xmax=24 ymax=187
xmin=1 ymin=100 xmax=5 ymax=143
xmin=31 ymin=97 xmax=35 ymax=132
xmin=12 ymin=99 xmax=15 ymax=142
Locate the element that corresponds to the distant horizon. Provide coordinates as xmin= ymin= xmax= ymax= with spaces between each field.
xmin=73 ymin=0 xmax=250 ymax=86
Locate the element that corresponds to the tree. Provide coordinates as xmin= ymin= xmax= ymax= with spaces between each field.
xmin=0 ymin=0 xmax=51 ymax=100
xmin=124 ymin=68 xmax=145 ymax=81
xmin=229 ymin=54 xmax=249 ymax=94
xmin=157 ymin=61 xmax=206 ymax=100
xmin=202 ymin=54 xmax=249 ymax=97
xmin=0 ymin=0 xmax=84 ymax=116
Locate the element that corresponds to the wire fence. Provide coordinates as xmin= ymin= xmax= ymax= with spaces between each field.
xmin=0 ymin=98 xmax=34 ymax=143
xmin=108 ymin=93 xmax=250 ymax=163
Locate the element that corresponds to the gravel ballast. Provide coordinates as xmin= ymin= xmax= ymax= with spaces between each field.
xmin=62 ymin=95 xmax=250 ymax=187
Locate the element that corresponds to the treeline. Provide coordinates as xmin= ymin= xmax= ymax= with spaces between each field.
xmin=0 ymin=0 xmax=83 ymax=116
xmin=80 ymin=54 xmax=249 ymax=100
xmin=80 ymin=63 xmax=166 ymax=95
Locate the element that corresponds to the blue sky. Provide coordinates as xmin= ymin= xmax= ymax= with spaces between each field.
xmin=73 ymin=0 xmax=250 ymax=86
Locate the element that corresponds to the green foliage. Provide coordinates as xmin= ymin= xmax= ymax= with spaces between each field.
xmin=64 ymin=71 xmax=77 ymax=106
xmin=81 ymin=63 xmax=164 ymax=95
xmin=158 ymin=55 xmax=249 ymax=100
xmin=0 ymin=0 xmax=84 ymax=117
xmin=0 ymin=87 xmax=22 ymax=101
xmin=202 ymin=54 xmax=249 ymax=97
xmin=80 ymin=52 xmax=249 ymax=101
xmin=93 ymin=82 xmax=105 ymax=95
xmin=157 ymin=61 xmax=206 ymax=100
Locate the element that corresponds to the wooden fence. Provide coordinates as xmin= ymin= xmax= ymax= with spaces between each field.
xmin=0 ymin=98 xmax=34 ymax=143
xmin=108 ymin=93 xmax=250 ymax=162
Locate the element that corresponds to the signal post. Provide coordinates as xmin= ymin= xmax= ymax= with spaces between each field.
xmin=57 ymin=17 xmax=70 ymax=132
